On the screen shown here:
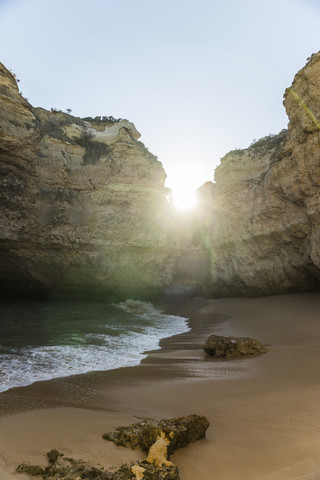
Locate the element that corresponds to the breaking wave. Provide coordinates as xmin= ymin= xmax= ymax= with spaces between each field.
xmin=0 ymin=300 xmax=189 ymax=393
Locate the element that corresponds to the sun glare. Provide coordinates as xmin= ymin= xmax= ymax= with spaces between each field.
xmin=166 ymin=166 xmax=204 ymax=210
xmin=171 ymin=187 xmax=197 ymax=210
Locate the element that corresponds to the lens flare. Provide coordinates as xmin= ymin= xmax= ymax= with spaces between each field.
xmin=171 ymin=187 xmax=197 ymax=210
xmin=166 ymin=167 xmax=202 ymax=210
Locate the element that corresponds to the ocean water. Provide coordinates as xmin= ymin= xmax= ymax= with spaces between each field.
xmin=0 ymin=299 xmax=189 ymax=393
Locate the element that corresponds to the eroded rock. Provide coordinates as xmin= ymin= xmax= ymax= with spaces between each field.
xmin=16 ymin=452 xmax=179 ymax=480
xmin=47 ymin=449 xmax=63 ymax=464
xmin=146 ymin=432 xmax=174 ymax=467
xmin=0 ymin=61 xmax=185 ymax=300
xmin=16 ymin=415 xmax=209 ymax=479
xmin=203 ymin=52 xmax=320 ymax=296
xmin=116 ymin=461 xmax=179 ymax=480
xmin=203 ymin=334 xmax=267 ymax=358
xmin=16 ymin=464 xmax=45 ymax=476
xmin=2 ymin=52 xmax=320 ymax=299
xmin=103 ymin=414 xmax=210 ymax=455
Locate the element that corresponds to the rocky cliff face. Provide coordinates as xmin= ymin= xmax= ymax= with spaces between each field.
xmin=0 ymin=62 xmax=188 ymax=299
xmin=1 ymin=53 xmax=320 ymax=300
xmin=206 ymin=52 xmax=320 ymax=296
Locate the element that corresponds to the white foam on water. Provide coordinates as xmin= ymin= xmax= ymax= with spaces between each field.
xmin=0 ymin=300 xmax=189 ymax=393
xmin=116 ymin=299 xmax=162 ymax=315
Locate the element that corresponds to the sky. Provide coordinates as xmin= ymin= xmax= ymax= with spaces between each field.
xmin=0 ymin=0 xmax=320 ymax=203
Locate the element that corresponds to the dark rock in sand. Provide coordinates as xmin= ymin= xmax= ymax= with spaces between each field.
xmin=203 ymin=334 xmax=267 ymax=358
xmin=16 ymin=454 xmax=179 ymax=480
xmin=103 ymin=414 xmax=210 ymax=455
xmin=47 ymin=449 xmax=63 ymax=464
xmin=17 ymin=456 xmax=111 ymax=480
xmin=16 ymin=464 xmax=45 ymax=476
xmin=16 ymin=416 xmax=209 ymax=479
xmin=114 ymin=461 xmax=179 ymax=480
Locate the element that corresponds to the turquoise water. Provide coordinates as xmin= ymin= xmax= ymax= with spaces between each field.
xmin=0 ymin=299 xmax=189 ymax=393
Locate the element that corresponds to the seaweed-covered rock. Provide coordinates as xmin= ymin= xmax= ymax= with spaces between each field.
xmin=103 ymin=414 xmax=209 ymax=455
xmin=114 ymin=461 xmax=179 ymax=480
xmin=203 ymin=334 xmax=267 ymax=358
xmin=16 ymin=464 xmax=45 ymax=476
xmin=16 ymin=415 xmax=209 ymax=479
xmin=17 ymin=456 xmax=113 ymax=480
xmin=47 ymin=449 xmax=63 ymax=464
xmin=16 ymin=455 xmax=178 ymax=480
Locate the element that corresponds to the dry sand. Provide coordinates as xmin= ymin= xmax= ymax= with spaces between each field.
xmin=1 ymin=292 xmax=320 ymax=479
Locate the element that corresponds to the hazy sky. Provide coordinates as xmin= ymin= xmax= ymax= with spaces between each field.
xmin=0 ymin=0 xmax=320 ymax=196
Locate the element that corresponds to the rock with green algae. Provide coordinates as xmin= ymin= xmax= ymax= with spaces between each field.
xmin=16 ymin=415 xmax=209 ymax=479
xmin=17 ymin=455 xmax=111 ymax=479
xmin=112 ymin=461 xmax=179 ymax=480
xmin=203 ymin=334 xmax=267 ymax=358
xmin=16 ymin=455 xmax=179 ymax=480
xmin=46 ymin=449 xmax=63 ymax=464
xmin=103 ymin=414 xmax=210 ymax=455
xmin=16 ymin=464 xmax=45 ymax=476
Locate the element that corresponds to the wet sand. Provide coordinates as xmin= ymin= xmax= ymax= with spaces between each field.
xmin=1 ymin=292 xmax=320 ymax=479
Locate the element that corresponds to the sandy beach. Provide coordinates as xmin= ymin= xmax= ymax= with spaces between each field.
xmin=1 ymin=292 xmax=320 ymax=480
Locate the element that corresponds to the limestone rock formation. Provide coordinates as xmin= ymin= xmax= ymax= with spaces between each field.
xmin=2 ymin=51 xmax=320 ymax=299
xmin=0 ymin=62 xmax=181 ymax=299
xmin=17 ymin=419 xmax=212 ymax=480
xmin=204 ymin=52 xmax=320 ymax=296
xmin=103 ymin=415 xmax=210 ymax=455
xmin=17 ymin=455 xmax=180 ymax=480
xmin=203 ymin=334 xmax=267 ymax=358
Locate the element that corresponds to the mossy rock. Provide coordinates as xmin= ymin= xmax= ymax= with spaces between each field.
xmin=114 ymin=461 xmax=179 ymax=480
xmin=203 ymin=334 xmax=267 ymax=358
xmin=47 ymin=449 xmax=63 ymax=464
xmin=16 ymin=456 xmax=178 ymax=479
xmin=103 ymin=414 xmax=210 ymax=455
xmin=16 ymin=415 xmax=209 ymax=479
xmin=16 ymin=464 xmax=45 ymax=476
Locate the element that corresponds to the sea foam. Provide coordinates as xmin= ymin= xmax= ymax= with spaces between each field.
xmin=0 ymin=300 xmax=189 ymax=393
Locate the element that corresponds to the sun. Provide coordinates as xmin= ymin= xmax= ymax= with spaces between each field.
xmin=171 ymin=187 xmax=197 ymax=210
xmin=165 ymin=166 xmax=205 ymax=210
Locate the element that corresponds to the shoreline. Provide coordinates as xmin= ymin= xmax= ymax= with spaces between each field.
xmin=1 ymin=292 xmax=320 ymax=479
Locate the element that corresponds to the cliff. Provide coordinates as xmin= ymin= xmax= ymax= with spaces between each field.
xmin=206 ymin=52 xmax=320 ymax=296
xmin=0 ymin=62 xmax=188 ymax=299
xmin=1 ymin=52 xmax=320 ymax=300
